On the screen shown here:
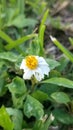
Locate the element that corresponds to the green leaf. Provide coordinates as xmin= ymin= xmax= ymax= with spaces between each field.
xmin=6 ymin=76 xmax=27 ymax=108
xmin=0 ymin=52 xmax=18 ymax=62
xmin=8 ymin=15 xmax=37 ymax=28
xmin=42 ymin=77 xmax=73 ymax=89
xmin=57 ymin=57 xmax=69 ymax=72
xmin=7 ymin=76 xmax=27 ymax=94
xmin=0 ymin=60 xmax=6 ymax=69
xmin=39 ymin=84 xmax=60 ymax=96
xmin=0 ymin=106 xmax=13 ymax=130
xmin=50 ymin=70 xmax=61 ymax=78
xmin=31 ymin=90 xmax=48 ymax=102
xmin=6 ymin=8 xmax=19 ymax=22
xmin=50 ymin=36 xmax=73 ymax=62
xmin=24 ymin=95 xmax=44 ymax=119
xmin=53 ymin=109 xmax=73 ymax=124
xmin=51 ymin=92 xmax=70 ymax=104
xmin=6 ymin=108 xmax=23 ymax=130
xmin=12 ymin=94 xmax=26 ymax=108
xmin=46 ymin=58 xmax=60 ymax=70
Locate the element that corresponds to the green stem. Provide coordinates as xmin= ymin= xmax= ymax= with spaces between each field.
xmin=31 ymin=77 xmax=37 ymax=93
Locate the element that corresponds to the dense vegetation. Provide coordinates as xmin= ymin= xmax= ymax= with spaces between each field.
xmin=0 ymin=0 xmax=73 ymax=130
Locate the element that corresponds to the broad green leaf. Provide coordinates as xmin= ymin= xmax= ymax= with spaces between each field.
xmin=50 ymin=36 xmax=73 ymax=62
xmin=42 ymin=77 xmax=73 ymax=89
xmin=0 ymin=52 xmax=18 ymax=62
xmin=39 ymin=84 xmax=60 ymax=96
xmin=31 ymin=90 xmax=48 ymax=102
xmin=53 ymin=109 xmax=73 ymax=124
xmin=7 ymin=76 xmax=27 ymax=94
xmin=51 ymin=92 xmax=70 ymax=104
xmin=9 ymin=15 xmax=37 ymax=28
xmin=24 ymin=95 xmax=44 ymax=119
xmin=0 ymin=106 xmax=13 ymax=130
xmin=0 ymin=61 xmax=5 ymax=68
xmin=12 ymin=94 xmax=26 ymax=108
xmin=6 ymin=8 xmax=19 ymax=22
xmin=49 ymin=70 xmax=61 ymax=78
xmin=15 ymin=55 xmax=24 ymax=69
xmin=57 ymin=57 xmax=69 ymax=72
xmin=6 ymin=108 xmax=23 ymax=130
xmin=6 ymin=76 xmax=27 ymax=108
xmin=46 ymin=58 xmax=60 ymax=70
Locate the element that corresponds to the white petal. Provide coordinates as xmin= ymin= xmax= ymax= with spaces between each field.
xmin=35 ymin=72 xmax=44 ymax=81
xmin=39 ymin=65 xmax=50 ymax=75
xmin=34 ymin=67 xmax=44 ymax=81
xmin=20 ymin=59 xmax=24 ymax=69
xmin=36 ymin=67 xmax=44 ymax=78
xmin=20 ymin=59 xmax=25 ymax=69
xmin=20 ymin=59 xmax=28 ymax=71
xmin=38 ymin=57 xmax=48 ymax=66
xmin=23 ymin=70 xmax=33 ymax=80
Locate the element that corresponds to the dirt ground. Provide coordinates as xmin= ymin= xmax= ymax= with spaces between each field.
xmin=44 ymin=0 xmax=73 ymax=59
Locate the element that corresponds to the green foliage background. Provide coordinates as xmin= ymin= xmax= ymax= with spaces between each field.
xmin=0 ymin=0 xmax=73 ymax=130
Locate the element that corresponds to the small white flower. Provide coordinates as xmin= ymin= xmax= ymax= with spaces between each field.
xmin=20 ymin=55 xmax=50 ymax=81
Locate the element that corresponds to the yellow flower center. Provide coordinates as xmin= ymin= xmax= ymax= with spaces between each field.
xmin=26 ymin=56 xmax=38 ymax=69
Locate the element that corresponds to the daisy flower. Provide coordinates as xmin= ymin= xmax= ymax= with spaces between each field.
xmin=20 ymin=55 xmax=50 ymax=81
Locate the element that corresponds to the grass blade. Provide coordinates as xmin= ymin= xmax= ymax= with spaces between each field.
xmin=50 ymin=36 xmax=73 ymax=62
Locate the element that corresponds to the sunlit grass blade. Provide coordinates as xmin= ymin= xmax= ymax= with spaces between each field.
xmin=41 ymin=9 xmax=49 ymax=27
xmin=39 ymin=25 xmax=45 ymax=55
xmin=69 ymin=37 xmax=73 ymax=46
xmin=0 ymin=30 xmax=13 ymax=44
xmin=5 ymin=33 xmax=37 ymax=50
xmin=0 ymin=30 xmax=37 ymax=50
xmin=50 ymin=36 xmax=73 ymax=62
xmin=38 ymin=10 xmax=49 ymax=56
